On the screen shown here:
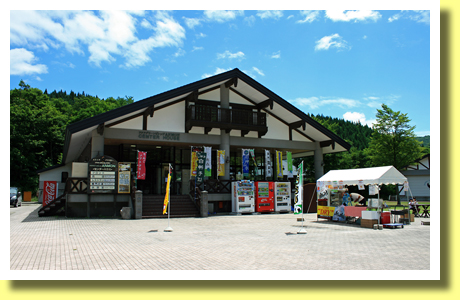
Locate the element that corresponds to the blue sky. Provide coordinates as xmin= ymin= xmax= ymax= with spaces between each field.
xmin=9 ymin=7 xmax=432 ymax=136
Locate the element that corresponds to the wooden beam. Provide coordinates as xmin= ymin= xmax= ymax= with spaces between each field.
xmin=256 ymin=99 xmax=274 ymax=110
xmin=289 ymin=120 xmax=306 ymax=141
xmin=97 ymin=123 xmax=104 ymax=135
xmin=224 ymin=77 xmax=238 ymax=88
xmin=320 ymin=140 xmax=335 ymax=150
xmin=289 ymin=120 xmax=306 ymax=131
xmin=187 ymin=90 xmax=199 ymax=102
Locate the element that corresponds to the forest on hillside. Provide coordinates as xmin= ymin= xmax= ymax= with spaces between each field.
xmin=10 ymin=81 xmax=134 ymax=191
xmin=10 ymin=81 xmax=429 ymax=192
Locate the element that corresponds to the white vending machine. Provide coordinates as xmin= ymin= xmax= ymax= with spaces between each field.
xmin=231 ymin=180 xmax=255 ymax=213
xmin=275 ymin=182 xmax=291 ymax=212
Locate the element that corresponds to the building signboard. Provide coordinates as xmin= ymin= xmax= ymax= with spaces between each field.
xmin=118 ymin=162 xmax=131 ymax=194
xmin=138 ymin=131 xmax=180 ymax=141
xmin=88 ymin=155 xmax=117 ymax=193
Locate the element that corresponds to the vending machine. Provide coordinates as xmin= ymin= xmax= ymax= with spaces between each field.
xmin=275 ymin=182 xmax=291 ymax=212
xmin=231 ymin=180 xmax=255 ymax=213
xmin=254 ymin=181 xmax=275 ymax=213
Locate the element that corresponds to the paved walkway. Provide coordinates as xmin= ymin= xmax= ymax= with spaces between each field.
xmin=10 ymin=203 xmax=430 ymax=271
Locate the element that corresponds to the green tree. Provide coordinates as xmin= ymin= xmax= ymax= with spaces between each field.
xmin=367 ymin=104 xmax=423 ymax=170
xmin=10 ymin=81 xmax=68 ymax=191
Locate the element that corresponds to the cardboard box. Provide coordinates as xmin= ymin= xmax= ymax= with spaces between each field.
xmin=403 ymin=214 xmax=415 ymax=222
xmin=361 ymin=219 xmax=378 ymax=228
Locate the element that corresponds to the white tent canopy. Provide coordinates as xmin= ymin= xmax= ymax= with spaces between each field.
xmin=317 ymin=166 xmax=408 ymax=186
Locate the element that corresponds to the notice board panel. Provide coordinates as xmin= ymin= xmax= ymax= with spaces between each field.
xmin=88 ymin=155 xmax=117 ymax=193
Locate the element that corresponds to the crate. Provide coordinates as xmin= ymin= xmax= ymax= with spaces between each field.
xmin=404 ymin=214 xmax=415 ymax=222
xmin=361 ymin=219 xmax=378 ymax=228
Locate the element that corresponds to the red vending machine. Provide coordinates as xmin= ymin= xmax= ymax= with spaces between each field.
xmin=254 ymin=181 xmax=275 ymax=213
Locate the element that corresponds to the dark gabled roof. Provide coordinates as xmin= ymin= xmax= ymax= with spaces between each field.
xmin=63 ymin=68 xmax=351 ymax=164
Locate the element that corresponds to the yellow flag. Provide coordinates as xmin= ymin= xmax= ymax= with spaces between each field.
xmin=163 ymin=171 xmax=171 ymax=214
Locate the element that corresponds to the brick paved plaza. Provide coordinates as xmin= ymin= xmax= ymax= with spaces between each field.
xmin=9 ymin=203 xmax=432 ymax=278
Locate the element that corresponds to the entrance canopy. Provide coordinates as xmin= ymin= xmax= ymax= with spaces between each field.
xmin=317 ymin=166 xmax=407 ymax=186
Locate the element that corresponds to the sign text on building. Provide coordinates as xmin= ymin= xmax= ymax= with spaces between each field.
xmin=138 ymin=131 xmax=180 ymax=141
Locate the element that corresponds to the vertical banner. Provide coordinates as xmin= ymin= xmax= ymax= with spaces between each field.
xmin=286 ymin=151 xmax=293 ymax=178
xmin=191 ymin=147 xmax=201 ymax=177
xmin=217 ymin=150 xmax=225 ymax=177
xmin=265 ymin=150 xmax=272 ymax=178
xmin=294 ymin=161 xmax=304 ymax=214
xmin=196 ymin=151 xmax=207 ymax=184
xmin=204 ymin=146 xmax=212 ymax=177
xmin=163 ymin=167 xmax=171 ymax=214
xmin=276 ymin=150 xmax=283 ymax=178
xmin=137 ymin=151 xmax=147 ymax=180
xmin=43 ymin=181 xmax=58 ymax=206
xmin=242 ymin=149 xmax=250 ymax=178
xmin=249 ymin=149 xmax=258 ymax=176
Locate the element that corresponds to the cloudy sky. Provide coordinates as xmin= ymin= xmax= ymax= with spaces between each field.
xmin=8 ymin=4 xmax=433 ymax=136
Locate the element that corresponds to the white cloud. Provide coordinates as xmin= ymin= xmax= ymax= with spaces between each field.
xmin=252 ymin=67 xmax=265 ymax=76
xmin=325 ymin=10 xmax=381 ymax=22
xmin=183 ymin=17 xmax=201 ymax=29
xmin=296 ymin=11 xmax=320 ymax=23
xmin=192 ymin=46 xmax=204 ymax=51
xmin=204 ymin=10 xmax=244 ymax=23
xmin=343 ymin=112 xmax=376 ymax=127
xmin=244 ymin=15 xmax=256 ymax=26
xmin=196 ymin=32 xmax=206 ymax=38
xmin=10 ymin=11 xmax=186 ymax=69
xmin=256 ymin=10 xmax=283 ymax=20
xmin=363 ymin=35 xmax=367 ymax=39
xmin=202 ymin=67 xmax=232 ymax=78
xmin=315 ymin=34 xmax=350 ymax=51
xmin=217 ymin=50 xmax=245 ymax=60
xmin=389 ymin=10 xmax=430 ymax=25
xmin=271 ymin=51 xmax=281 ymax=59
xmin=174 ymin=48 xmax=186 ymax=57
xmin=10 ymin=48 xmax=48 ymax=76
xmin=289 ymin=97 xmax=361 ymax=110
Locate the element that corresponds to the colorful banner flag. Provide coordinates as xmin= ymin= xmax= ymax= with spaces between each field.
xmin=294 ymin=161 xmax=304 ymax=214
xmin=287 ymin=151 xmax=292 ymax=172
xmin=196 ymin=151 xmax=207 ymax=184
xmin=242 ymin=149 xmax=250 ymax=177
xmin=204 ymin=146 xmax=212 ymax=177
xmin=191 ymin=147 xmax=201 ymax=177
xmin=217 ymin=150 xmax=225 ymax=177
xmin=249 ymin=149 xmax=258 ymax=176
xmin=163 ymin=168 xmax=171 ymax=214
xmin=265 ymin=150 xmax=272 ymax=177
xmin=276 ymin=150 xmax=283 ymax=178
xmin=43 ymin=181 xmax=58 ymax=206
xmin=137 ymin=151 xmax=147 ymax=180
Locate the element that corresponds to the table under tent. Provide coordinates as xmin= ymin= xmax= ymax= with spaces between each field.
xmin=315 ymin=166 xmax=414 ymax=229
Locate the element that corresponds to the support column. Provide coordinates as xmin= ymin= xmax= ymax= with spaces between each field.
xmin=220 ymin=84 xmax=230 ymax=180
xmin=314 ymin=142 xmax=324 ymax=180
xmin=91 ymin=129 xmax=104 ymax=158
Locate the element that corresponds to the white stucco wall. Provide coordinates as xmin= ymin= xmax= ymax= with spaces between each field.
xmin=264 ymin=115 xmax=289 ymax=140
xmin=147 ymin=102 xmax=185 ymax=132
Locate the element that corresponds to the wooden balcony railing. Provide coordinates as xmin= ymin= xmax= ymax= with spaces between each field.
xmin=186 ymin=105 xmax=267 ymax=136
